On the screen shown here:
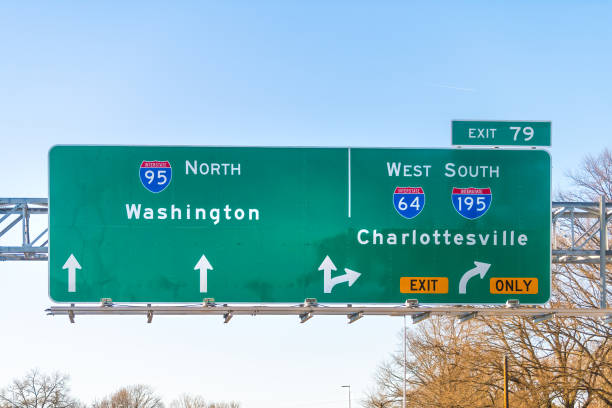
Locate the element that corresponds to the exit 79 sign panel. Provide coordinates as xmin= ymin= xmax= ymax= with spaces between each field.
xmin=49 ymin=146 xmax=551 ymax=304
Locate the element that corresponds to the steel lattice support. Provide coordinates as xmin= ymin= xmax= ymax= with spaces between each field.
xmin=551 ymin=197 xmax=611 ymax=310
xmin=1 ymin=198 xmax=610 ymax=264
xmin=552 ymin=199 xmax=612 ymax=264
xmin=0 ymin=198 xmax=48 ymax=261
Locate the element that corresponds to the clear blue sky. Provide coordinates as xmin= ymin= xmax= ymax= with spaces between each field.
xmin=1 ymin=2 xmax=611 ymax=407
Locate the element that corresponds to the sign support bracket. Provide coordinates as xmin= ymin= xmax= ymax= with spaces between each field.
xmin=45 ymin=304 xmax=612 ymax=321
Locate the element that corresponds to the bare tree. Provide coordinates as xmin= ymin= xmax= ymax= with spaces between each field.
xmin=565 ymin=148 xmax=612 ymax=201
xmin=169 ymin=395 xmax=239 ymax=408
xmin=367 ymin=317 xmax=510 ymax=408
xmin=0 ymin=370 xmax=80 ymax=408
xmin=204 ymin=404 xmax=239 ymax=408
xmin=169 ymin=395 xmax=207 ymax=408
xmin=92 ymin=385 xmax=163 ymax=408
xmin=368 ymin=313 xmax=611 ymax=407
xmin=1 ymin=374 xmax=241 ymax=408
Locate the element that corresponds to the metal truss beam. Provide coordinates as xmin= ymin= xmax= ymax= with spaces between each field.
xmin=0 ymin=198 xmax=48 ymax=261
xmin=1 ymin=198 xmax=610 ymax=265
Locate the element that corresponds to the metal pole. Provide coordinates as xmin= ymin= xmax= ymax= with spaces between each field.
xmin=403 ymin=314 xmax=407 ymax=408
xmin=341 ymin=385 xmax=351 ymax=408
xmin=504 ymin=354 xmax=509 ymax=408
xmin=601 ymin=195 xmax=608 ymax=309
xmin=22 ymin=204 xmax=30 ymax=246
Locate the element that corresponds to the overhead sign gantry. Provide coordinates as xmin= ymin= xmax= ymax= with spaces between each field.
xmin=48 ymin=146 xmax=551 ymax=304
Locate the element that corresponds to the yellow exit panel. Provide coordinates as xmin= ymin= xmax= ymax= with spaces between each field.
xmin=400 ymin=277 xmax=449 ymax=294
xmin=490 ymin=278 xmax=538 ymax=294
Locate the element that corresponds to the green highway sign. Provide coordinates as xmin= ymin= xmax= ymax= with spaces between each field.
xmin=49 ymin=146 xmax=551 ymax=304
xmin=452 ymin=121 xmax=551 ymax=146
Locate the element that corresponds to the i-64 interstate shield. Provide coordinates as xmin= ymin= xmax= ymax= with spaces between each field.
xmin=49 ymin=146 xmax=550 ymax=304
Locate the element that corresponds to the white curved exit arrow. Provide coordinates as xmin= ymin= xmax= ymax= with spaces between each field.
xmin=458 ymin=261 xmax=491 ymax=294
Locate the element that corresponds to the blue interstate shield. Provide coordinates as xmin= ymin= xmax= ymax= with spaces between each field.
xmin=393 ymin=187 xmax=425 ymax=219
xmin=140 ymin=161 xmax=172 ymax=193
xmin=451 ymin=187 xmax=492 ymax=219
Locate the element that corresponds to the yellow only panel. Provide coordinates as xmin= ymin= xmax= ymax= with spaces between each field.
xmin=490 ymin=278 xmax=538 ymax=294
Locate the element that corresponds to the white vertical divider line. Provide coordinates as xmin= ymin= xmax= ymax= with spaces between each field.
xmin=348 ymin=148 xmax=351 ymax=218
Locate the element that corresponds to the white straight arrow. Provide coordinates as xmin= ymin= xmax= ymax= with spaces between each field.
xmin=195 ymin=254 xmax=213 ymax=293
xmin=458 ymin=261 xmax=491 ymax=294
xmin=319 ymin=255 xmax=337 ymax=293
xmin=62 ymin=254 xmax=81 ymax=293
